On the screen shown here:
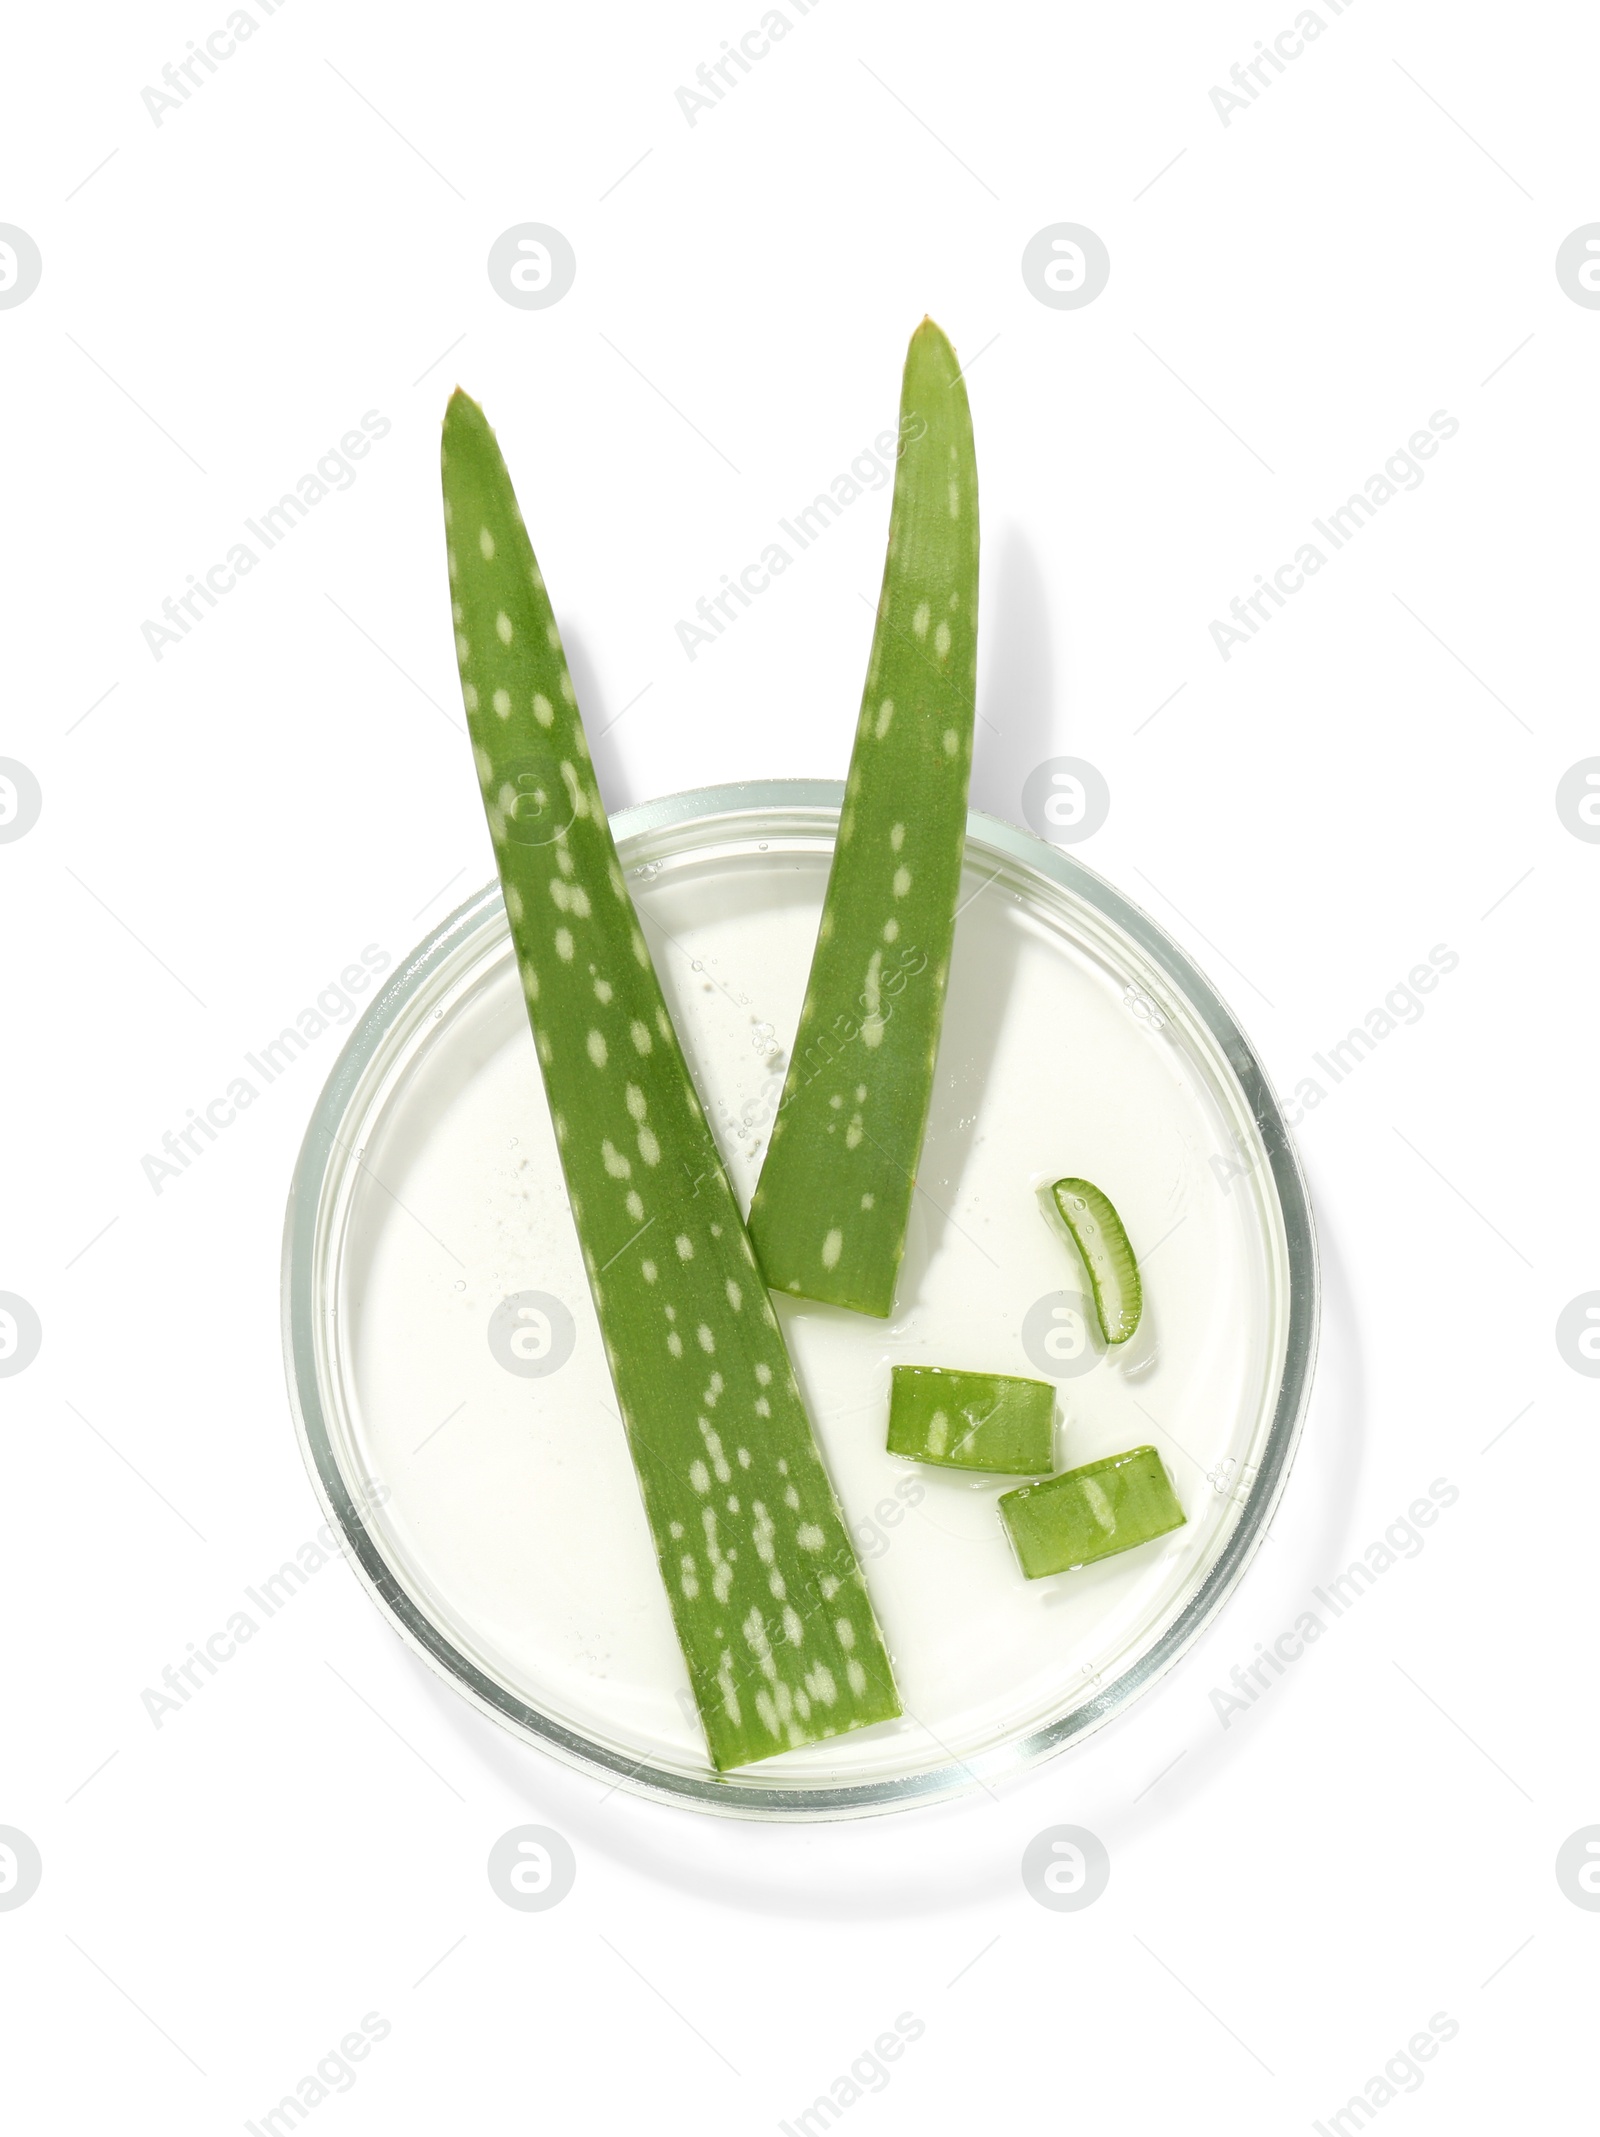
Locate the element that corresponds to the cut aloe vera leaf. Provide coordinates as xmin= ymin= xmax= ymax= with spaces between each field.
xmin=748 ymin=318 xmax=978 ymax=1318
xmin=999 ymin=1446 xmax=1184 ymax=1578
xmin=440 ymin=390 xmax=899 ymax=1772
xmin=1044 ymin=1178 xmax=1142 ymax=1344
xmin=886 ymin=1364 xmax=1053 ymax=1474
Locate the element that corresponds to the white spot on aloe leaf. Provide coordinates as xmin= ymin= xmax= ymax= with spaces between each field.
xmin=478 ymin=526 xmax=495 ymax=558
xmin=700 ymin=1422 xmax=731 ymax=1482
xmin=495 ymin=611 xmax=513 ymax=644
xmin=934 ymin=620 xmax=951 ymax=658
xmin=861 ymin=950 xmax=885 ymax=1048
xmin=911 ymin=601 xmax=930 ymax=638
xmin=892 ymin=867 xmax=911 ymax=898
xmin=587 ymin=1029 xmax=607 ymax=1068
xmin=493 ymin=688 xmax=512 ymax=718
xmin=874 ymin=700 xmax=894 ymax=739
xmin=889 ymin=823 xmax=905 ymax=852
xmin=533 ymin=693 xmax=554 ymax=727
xmin=555 ymin=928 xmax=574 ymax=961
xmin=821 ymin=1229 xmax=843 ymax=1270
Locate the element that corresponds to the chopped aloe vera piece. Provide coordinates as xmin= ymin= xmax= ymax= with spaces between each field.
xmin=1044 ymin=1178 xmax=1142 ymax=1344
xmin=999 ymin=1446 xmax=1184 ymax=1578
xmin=886 ymin=1365 xmax=1053 ymax=1474
xmin=441 ymin=390 xmax=900 ymax=1772
xmin=749 ymin=318 xmax=978 ymax=1318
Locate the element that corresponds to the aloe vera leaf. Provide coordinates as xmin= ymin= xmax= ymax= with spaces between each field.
xmin=440 ymin=390 xmax=899 ymax=1771
xmin=999 ymin=1447 xmax=1185 ymax=1579
xmin=748 ymin=318 xmax=979 ymax=1318
xmin=886 ymin=1364 xmax=1053 ymax=1474
xmin=1043 ymin=1178 xmax=1142 ymax=1344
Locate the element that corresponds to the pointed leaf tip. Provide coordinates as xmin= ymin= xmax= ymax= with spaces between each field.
xmin=442 ymin=386 xmax=492 ymax=443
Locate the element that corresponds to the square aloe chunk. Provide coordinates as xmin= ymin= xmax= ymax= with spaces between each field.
xmin=999 ymin=1446 xmax=1185 ymax=1578
xmin=887 ymin=1365 xmax=1054 ymax=1474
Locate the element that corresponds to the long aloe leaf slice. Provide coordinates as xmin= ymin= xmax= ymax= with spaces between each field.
xmin=886 ymin=1364 xmax=1053 ymax=1474
xmin=1043 ymin=1178 xmax=1142 ymax=1344
xmin=748 ymin=318 xmax=979 ymax=1317
xmin=440 ymin=390 xmax=899 ymax=1771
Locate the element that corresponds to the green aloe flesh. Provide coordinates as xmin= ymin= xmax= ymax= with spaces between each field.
xmin=441 ymin=390 xmax=899 ymax=1772
xmin=1044 ymin=1178 xmax=1142 ymax=1344
xmin=886 ymin=1365 xmax=1053 ymax=1474
xmin=748 ymin=318 xmax=978 ymax=1317
xmin=1000 ymin=1447 xmax=1185 ymax=1579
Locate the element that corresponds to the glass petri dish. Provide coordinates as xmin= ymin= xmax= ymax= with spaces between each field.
xmin=282 ymin=781 xmax=1316 ymax=1820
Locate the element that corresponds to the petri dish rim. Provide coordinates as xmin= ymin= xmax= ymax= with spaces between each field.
xmin=282 ymin=780 xmax=1318 ymax=1822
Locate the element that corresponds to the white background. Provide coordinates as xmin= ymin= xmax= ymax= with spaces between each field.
xmin=3 ymin=0 xmax=1595 ymax=2128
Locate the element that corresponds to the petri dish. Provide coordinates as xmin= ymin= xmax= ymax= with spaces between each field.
xmin=282 ymin=781 xmax=1317 ymax=1819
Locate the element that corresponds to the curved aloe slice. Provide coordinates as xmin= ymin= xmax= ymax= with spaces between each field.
xmin=1044 ymin=1178 xmax=1141 ymax=1344
xmin=748 ymin=318 xmax=978 ymax=1317
xmin=1000 ymin=1447 xmax=1184 ymax=1578
xmin=886 ymin=1365 xmax=1053 ymax=1474
xmin=441 ymin=390 xmax=899 ymax=1771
